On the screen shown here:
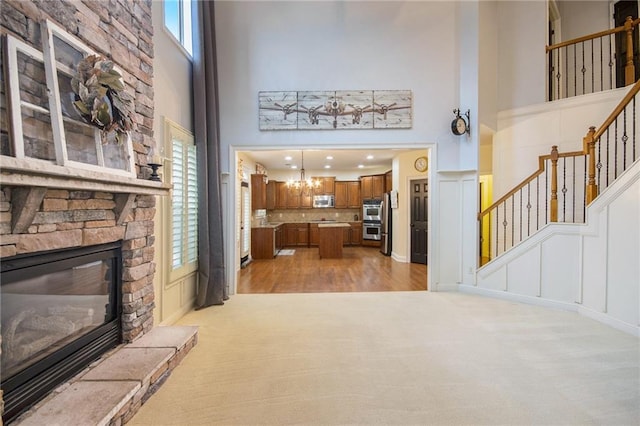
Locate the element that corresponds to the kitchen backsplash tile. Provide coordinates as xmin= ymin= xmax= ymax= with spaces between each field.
xmin=265 ymin=209 xmax=360 ymax=223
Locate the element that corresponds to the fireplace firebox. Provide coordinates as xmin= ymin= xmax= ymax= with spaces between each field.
xmin=1 ymin=242 xmax=122 ymax=423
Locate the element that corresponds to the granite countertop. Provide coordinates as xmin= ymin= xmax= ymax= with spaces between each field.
xmin=318 ymin=223 xmax=351 ymax=228
xmin=252 ymin=221 xmax=360 ymax=228
xmin=251 ymin=222 xmax=283 ymax=229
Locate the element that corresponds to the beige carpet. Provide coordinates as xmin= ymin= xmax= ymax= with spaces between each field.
xmin=129 ymin=292 xmax=639 ymax=425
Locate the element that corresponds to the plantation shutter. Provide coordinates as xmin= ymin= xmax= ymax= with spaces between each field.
xmin=171 ymin=140 xmax=185 ymax=269
xmin=186 ymin=144 xmax=198 ymax=263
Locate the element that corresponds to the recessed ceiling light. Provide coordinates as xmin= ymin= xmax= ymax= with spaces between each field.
xmin=324 ymin=165 xmax=331 ymax=169
xmin=291 ymin=165 xmax=298 ymax=169
xmin=326 ymin=156 xmax=333 ymax=160
xmin=366 ymin=155 xmax=374 ymax=160
xmin=284 ymin=156 xmax=292 ymax=161
xmin=358 ymin=164 xmax=364 ymax=168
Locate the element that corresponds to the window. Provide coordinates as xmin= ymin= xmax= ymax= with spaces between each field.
xmin=167 ymin=119 xmax=197 ymax=279
xmin=3 ymin=21 xmax=135 ymax=177
xmin=164 ymin=0 xmax=193 ymax=57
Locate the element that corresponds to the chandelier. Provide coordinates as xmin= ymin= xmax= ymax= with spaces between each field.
xmin=287 ymin=151 xmax=321 ymax=194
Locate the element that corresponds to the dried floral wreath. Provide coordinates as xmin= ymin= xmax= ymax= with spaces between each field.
xmin=71 ymin=55 xmax=134 ymax=144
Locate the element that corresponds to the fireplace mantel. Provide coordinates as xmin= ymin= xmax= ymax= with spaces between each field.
xmin=0 ymin=156 xmax=171 ymax=233
xmin=0 ymin=156 xmax=171 ymax=195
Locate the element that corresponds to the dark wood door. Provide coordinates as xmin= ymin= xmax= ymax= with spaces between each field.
xmin=410 ymin=179 xmax=428 ymax=264
xmin=615 ymin=0 xmax=639 ymax=87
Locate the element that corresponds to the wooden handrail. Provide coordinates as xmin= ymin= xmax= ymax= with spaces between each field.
xmin=477 ymin=151 xmax=552 ymax=220
xmin=546 ymin=17 xmax=640 ymax=52
xmin=479 ymin=79 xmax=640 ymax=221
xmin=594 ymin=79 xmax=640 ymax=140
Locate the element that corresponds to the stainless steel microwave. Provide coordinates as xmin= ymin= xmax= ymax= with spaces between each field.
xmin=313 ymin=195 xmax=335 ymax=208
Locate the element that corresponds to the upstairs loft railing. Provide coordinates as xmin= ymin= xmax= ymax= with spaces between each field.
xmin=479 ymin=79 xmax=640 ymax=266
xmin=547 ymin=16 xmax=640 ymax=101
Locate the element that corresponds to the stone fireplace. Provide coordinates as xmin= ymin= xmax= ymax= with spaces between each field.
xmin=1 ymin=241 xmax=122 ymax=421
xmin=0 ymin=0 xmax=172 ymax=423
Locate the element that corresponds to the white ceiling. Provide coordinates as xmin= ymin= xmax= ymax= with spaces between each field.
xmin=239 ymin=148 xmax=411 ymax=173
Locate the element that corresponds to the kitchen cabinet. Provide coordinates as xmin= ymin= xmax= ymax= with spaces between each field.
xmin=251 ymin=225 xmax=282 ymax=259
xmin=284 ymin=223 xmax=309 ymax=247
xmin=286 ymin=186 xmax=299 ymax=209
xmin=335 ymin=181 xmax=361 ymax=209
xmin=385 ymin=170 xmax=392 ymax=192
xmin=276 ymin=182 xmax=288 ymax=209
xmin=340 ymin=222 xmax=362 ymax=246
xmin=266 ymin=181 xmax=278 ymax=210
xmin=312 ymin=177 xmax=335 ymax=195
xmin=286 ymin=186 xmax=312 ymax=209
xmin=360 ymin=175 xmax=385 ymax=201
xmin=309 ymin=223 xmax=319 ymax=246
xmin=251 ymin=174 xmax=267 ymax=209
xmin=349 ymin=222 xmax=362 ymax=245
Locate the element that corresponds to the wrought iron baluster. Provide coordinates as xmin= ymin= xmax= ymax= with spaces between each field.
xmin=609 ymin=34 xmax=614 ymax=90
xmin=511 ymin=195 xmax=515 ymax=248
xmin=572 ymin=156 xmax=576 ymax=222
xmin=495 ymin=207 xmax=499 ymax=258
xmin=591 ymin=39 xmax=594 ymax=93
xmin=614 ymin=118 xmax=618 ymax=180
xmin=599 ymin=37 xmax=603 ymax=91
xmin=607 ymin=127 xmax=611 ymax=186
xmin=622 ymin=107 xmax=628 ymax=170
xmin=583 ymin=155 xmax=587 ymax=222
xmin=565 ymin=46 xmax=569 ymax=98
xmin=634 ymin=97 xmax=637 ymax=162
xmin=574 ymin=44 xmax=577 ymax=96
xmin=536 ymin=176 xmax=540 ymax=230
xmin=502 ymin=202 xmax=507 ymax=253
xmin=561 ymin=157 xmax=567 ymax=222
xmin=581 ymin=41 xmax=586 ymax=95
xmin=527 ymin=182 xmax=531 ymax=237
xmin=556 ymin=49 xmax=561 ymax=100
xmin=519 ymin=189 xmax=523 ymax=242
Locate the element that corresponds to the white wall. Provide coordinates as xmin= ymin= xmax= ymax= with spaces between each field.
xmin=493 ymin=87 xmax=631 ymax=197
xmin=215 ymin=1 xmax=460 ymax=172
xmin=151 ymin=0 xmax=196 ymax=325
xmin=497 ymin=1 xmax=547 ymax=110
xmin=468 ymin=160 xmax=640 ymax=335
xmin=557 ymin=0 xmax=611 ymax=41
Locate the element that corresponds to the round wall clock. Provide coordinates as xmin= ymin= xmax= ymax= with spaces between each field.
xmin=451 ymin=108 xmax=470 ymax=136
xmin=414 ymin=156 xmax=428 ymax=172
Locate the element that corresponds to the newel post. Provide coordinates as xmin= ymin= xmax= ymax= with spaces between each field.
xmin=625 ymin=16 xmax=636 ymax=86
xmin=550 ymin=145 xmax=559 ymax=223
xmin=585 ymin=126 xmax=598 ymax=204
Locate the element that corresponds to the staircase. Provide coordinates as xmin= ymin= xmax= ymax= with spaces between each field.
xmin=479 ymin=80 xmax=640 ymax=266
xmin=469 ymin=23 xmax=640 ymax=335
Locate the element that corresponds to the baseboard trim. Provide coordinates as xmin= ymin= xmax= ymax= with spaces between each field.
xmin=433 ymin=283 xmax=459 ymax=292
xmin=577 ymin=305 xmax=640 ymax=337
xmin=459 ymin=285 xmax=578 ymax=311
xmin=459 ymin=285 xmax=639 ymax=336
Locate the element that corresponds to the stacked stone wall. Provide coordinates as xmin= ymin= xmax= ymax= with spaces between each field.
xmin=0 ymin=0 xmax=157 ymax=342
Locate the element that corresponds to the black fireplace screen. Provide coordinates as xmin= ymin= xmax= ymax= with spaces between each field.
xmin=1 ymin=241 xmax=122 ymax=423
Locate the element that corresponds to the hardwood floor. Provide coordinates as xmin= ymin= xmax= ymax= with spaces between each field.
xmin=238 ymin=246 xmax=427 ymax=293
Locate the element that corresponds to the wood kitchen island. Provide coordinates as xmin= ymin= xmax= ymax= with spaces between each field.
xmin=318 ymin=223 xmax=351 ymax=258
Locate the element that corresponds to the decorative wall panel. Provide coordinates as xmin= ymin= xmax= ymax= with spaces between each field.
xmin=259 ymin=90 xmax=412 ymax=130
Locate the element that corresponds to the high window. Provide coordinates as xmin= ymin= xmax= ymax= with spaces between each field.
xmin=164 ymin=0 xmax=193 ymax=57
xmin=166 ymin=119 xmax=197 ymax=279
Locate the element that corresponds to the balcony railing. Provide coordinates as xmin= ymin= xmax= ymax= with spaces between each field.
xmin=547 ymin=16 xmax=640 ymax=101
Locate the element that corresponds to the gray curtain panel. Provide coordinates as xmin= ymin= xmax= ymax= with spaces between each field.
xmin=192 ymin=0 xmax=228 ymax=308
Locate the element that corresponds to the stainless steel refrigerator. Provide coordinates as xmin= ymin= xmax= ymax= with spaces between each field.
xmin=380 ymin=192 xmax=392 ymax=256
